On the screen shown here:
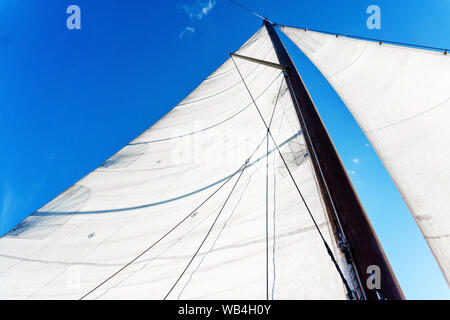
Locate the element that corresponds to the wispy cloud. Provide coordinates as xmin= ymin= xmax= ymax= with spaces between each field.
xmin=348 ymin=170 xmax=356 ymax=175
xmin=179 ymin=26 xmax=196 ymax=39
xmin=352 ymin=158 xmax=360 ymax=165
xmin=199 ymin=0 xmax=215 ymax=18
xmin=179 ymin=0 xmax=216 ymax=20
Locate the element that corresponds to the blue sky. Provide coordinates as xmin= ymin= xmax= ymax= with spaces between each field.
xmin=0 ymin=0 xmax=448 ymax=299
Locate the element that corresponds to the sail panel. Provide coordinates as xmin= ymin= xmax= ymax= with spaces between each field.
xmin=281 ymin=26 xmax=450 ymax=283
xmin=0 ymin=27 xmax=347 ymax=299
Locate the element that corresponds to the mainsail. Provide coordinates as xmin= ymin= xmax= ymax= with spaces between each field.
xmin=281 ymin=26 xmax=450 ymax=284
xmin=0 ymin=27 xmax=350 ymax=299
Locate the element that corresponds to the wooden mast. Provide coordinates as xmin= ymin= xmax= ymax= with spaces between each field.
xmin=263 ymin=19 xmax=404 ymax=300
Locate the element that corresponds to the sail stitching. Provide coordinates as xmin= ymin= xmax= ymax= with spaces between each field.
xmin=367 ymin=96 xmax=450 ymax=133
xmin=80 ymin=131 xmax=269 ymax=299
xmin=94 ymin=185 xmax=236 ymax=300
xmin=326 ymin=43 xmax=368 ymax=79
xmin=178 ymin=47 xmax=274 ymax=106
xmin=129 ymin=73 xmax=283 ymax=145
xmin=163 ymin=159 xmax=249 ymax=299
xmin=163 ymin=132 xmax=271 ymax=298
xmin=79 ymin=161 xmax=248 ymax=300
xmin=176 ymin=166 xmax=256 ymax=299
xmin=235 ymin=33 xmax=269 ymax=54
xmin=205 ymin=34 xmax=268 ymax=80
xmin=207 ymin=32 xmax=268 ymax=80
xmin=36 ymin=132 xmax=298 ymax=216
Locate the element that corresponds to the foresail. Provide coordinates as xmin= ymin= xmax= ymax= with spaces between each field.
xmin=281 ymin=26 xmax=450 ymax=283
xmin=0 ymin=27 xmax=347 ymax=299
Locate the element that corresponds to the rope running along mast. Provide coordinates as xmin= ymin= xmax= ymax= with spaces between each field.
xmin=262 ymin=18 xmax=404 ymax=300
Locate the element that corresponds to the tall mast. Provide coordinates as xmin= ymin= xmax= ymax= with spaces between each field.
xmin=263 ymin=19 xmax=404 ymax=300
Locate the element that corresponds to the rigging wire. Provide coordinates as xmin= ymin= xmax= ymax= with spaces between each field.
xmin=164 ymin=132 xmax=270 ymax=298
xmin=229 ymin=0 xmax=267 ymax=22
xmin=177 ymin=166 xmax=255 ymax=299
xmin=230 ymin=56 xmax=354 ymax=297
xmin=265 ymin=132 xmax=269 ymax=300
xmin=265 ymin=76 xmax=284 ymax=300
xmin=271 ymin=150 xmax=277 ymax=300
xmin=79 ymin=162 xmax=248 ymax=300
xmin=80 ymin=131 xmax=269 ymax=300
xmin=164 ymin=159 xmax=249 ymax=299
xmin=283 ymin=74 xmax=361 ymax=300
xmin=277 ymin=25 xmax=449 ymax=54
xmin=229 ymin=0 xmax=447 ymax=53
xmin=268 ymin=77 xmax=285 ymax=128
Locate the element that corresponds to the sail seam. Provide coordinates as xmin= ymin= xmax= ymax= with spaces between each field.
xmin=326 ymin=43 xmax=368 ymax=80
xmin=177 ymin=167 xmax=255 ymax=299
xmin=163 ymin=158 xmax=249 ymax=299
xmin=80 ymin=128 xmax=270 ymax=299
xmin=205 ymin=33 xmax=269 ymax=80
xmin=178 ymin=47 xmax=274 ymax=107
xmin=129 ymin=73 xmax=284 ymax=145
xmin=36 ymin=131 xmax=297 ymax=216
xmin=79 ymin=160 xmax=249 ymax=300
xmin=367 ymin=96 xmax=450 ymax=133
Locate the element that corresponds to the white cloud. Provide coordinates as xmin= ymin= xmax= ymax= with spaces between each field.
xmin=200 ymin=0 xmax=215 ymax=18
xmin=180 ymin=0 xmax=216 ymax=20
xmin=348 ymin=170 xmax=356 ymax=175
xmin=179 ymin=26 xmax=195 ymax=39
xmin=365 ymin=143 xmax=370 ymax=147
xmin=352 ymin=158 xmax=360 ymax=165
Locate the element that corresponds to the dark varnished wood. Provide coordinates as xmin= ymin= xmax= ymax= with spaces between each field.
xmin=263 ymin=19 xmax=404 ymax=300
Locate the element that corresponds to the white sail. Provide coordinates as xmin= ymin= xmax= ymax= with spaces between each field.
xmin=281 ymin=26 xmax=450 ymax=283
xmin=0 ymin=27 xmax=347 ymax=299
